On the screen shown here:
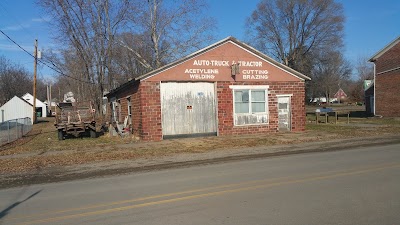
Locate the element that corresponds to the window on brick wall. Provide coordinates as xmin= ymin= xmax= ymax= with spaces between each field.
xmin=127 ymin=97 xmax=132 ymax=126
xmin=230 ymin=85 xmax=269 ymax=126
xmin=110 ymin=98 xmax=117 ymax=122
xmin=127 ymin=97 xmax=132 ymax=116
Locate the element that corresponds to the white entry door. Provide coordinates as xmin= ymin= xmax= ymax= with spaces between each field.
xmin=277 ymin=96 xmax=291 ymax=131
xmin=161 ymin=82 xmax=217 ymax=138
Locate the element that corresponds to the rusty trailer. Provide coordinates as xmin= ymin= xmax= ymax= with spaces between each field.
xmin=55 ymin=102 xmax=97 ymax=140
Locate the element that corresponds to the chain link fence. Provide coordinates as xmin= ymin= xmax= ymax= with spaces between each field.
xmin=0 ymin=117 xmax=32 ymax=146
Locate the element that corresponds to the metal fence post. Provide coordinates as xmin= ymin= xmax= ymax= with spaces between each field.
xmin=24 ymin=118 xmax=26 ymax=135
xmin=0 ymin=118 xmax=34 ymax=146
xmin=20 ymin=119 xmax=23 ymax=138
xmin=7 ymin=120 xmax=10 ymax=143
xmin=16 ymin=119 xmax=18 ymax=140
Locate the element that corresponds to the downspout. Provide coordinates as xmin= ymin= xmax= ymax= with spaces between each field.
xmin=373 ymin=63 xmax=376 ymax=116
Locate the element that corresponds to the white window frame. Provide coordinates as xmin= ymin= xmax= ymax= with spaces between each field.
xmin=230 ymin=85 xmax=269 ymax=126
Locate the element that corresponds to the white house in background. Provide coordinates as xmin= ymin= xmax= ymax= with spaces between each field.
xmin=309 ymin=97 xmax=337 ymax=104
xmin=21 ymin=93 xmax=47 ymax=117
xmin=0 ymin=96 xmax=33 ymax=123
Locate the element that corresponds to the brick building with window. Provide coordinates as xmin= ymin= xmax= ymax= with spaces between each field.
xmin=369 ymin=36 xmax=400 ymax=117
xmin=105 ymin=37 xmax=310 ymax=141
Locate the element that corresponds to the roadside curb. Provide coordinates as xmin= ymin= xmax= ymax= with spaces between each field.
xmin=1 ymin=135 xmax=400 ymax=189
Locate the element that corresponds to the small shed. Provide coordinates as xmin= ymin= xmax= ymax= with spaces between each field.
xmin=0 ymin=96 xmax=33 ymax=123
xmin=369 ymin=36 xmax=400 ymax=117
xmin=21 ymin=93 xmax=47 ymax=117
xmin=106 ymin=37 xmax=311 ymax=141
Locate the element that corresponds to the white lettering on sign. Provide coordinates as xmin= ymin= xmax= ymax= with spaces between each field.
xmin=193 ymin=60 xmax=263 ymax=67
xmin=242 ymin=70 xmax=269 ymax=75
xmin=193 ymin=60 xmax=210 ymax=66
xmin=211 ymin=60 xmax=229 ymax=66
xmin=243 ymin=75 xmax=269 ymax=80
xmin=193 ymin=60 xmax=231 ymax=67
xmin=238 ymin=61 xmax=262 ymax=67
xmin=187 ymin=59 xmax=265 ymax=80
xmin=185 ymin=68 xmax=219 ymax=74
xmin=189 ymin=74 xmax=215 ymax=79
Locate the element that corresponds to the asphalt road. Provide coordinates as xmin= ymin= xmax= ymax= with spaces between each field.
xmin=1 ymin=143 xmax=400 ymax=225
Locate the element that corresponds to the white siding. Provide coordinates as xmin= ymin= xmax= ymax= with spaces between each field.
xmin=21 ymin=93 xmax=47 ymax=117
xmin=0 ymin=96 xmax=33 ymax=123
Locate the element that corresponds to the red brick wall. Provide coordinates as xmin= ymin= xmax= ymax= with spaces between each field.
xmin=131 ymin=84 xmax=141 ymax=137
xmin=374 ymin=41 xmax=400 ymax=117
xmin=110 ymin=80 xmax=306 ymax=141
xmin=217 ymin=81 xmax=306 ymax=136
xmin=139 ymin=81 xmax=162 ymax=141
xmin=375 ymin=41 xmax=400 ymax=74
xmin=375 ymin=71 xmax=400 ymax=117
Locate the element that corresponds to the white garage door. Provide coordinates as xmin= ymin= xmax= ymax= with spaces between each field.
xmin=161 ymin=82 xmax=217 ymax=138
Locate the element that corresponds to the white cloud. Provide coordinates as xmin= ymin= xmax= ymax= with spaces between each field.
xmin=31 ymin=16 xmax=51 ymax=23
xmin=1 ymin=16 xmax=48 ymax=32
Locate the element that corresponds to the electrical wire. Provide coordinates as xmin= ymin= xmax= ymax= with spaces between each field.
xmin=0 ymin=29 xmax=96 ymax=85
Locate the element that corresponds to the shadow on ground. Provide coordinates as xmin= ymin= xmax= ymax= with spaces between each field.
xmin=0 ymin=190 xmax=42 ymax=220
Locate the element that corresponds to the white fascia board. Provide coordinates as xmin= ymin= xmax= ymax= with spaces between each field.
xmin=369 ymin=36 xmax=400 ymax=62
xmin=276 ymin=94 xmax=293 ymax=97
xmin=229 ymin=85 xmax=269 ymax=90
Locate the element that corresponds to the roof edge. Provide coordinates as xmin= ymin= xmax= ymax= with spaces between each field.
xmin=369 ymin=35 xmax=400 ymax=62
xmin=138 ymin=36 xmax=310 ymax=81
xmin=232 ymin=39 xmax=311 ymax=81
xmin=107 ymin=36 xmax=311 ymax=96
xmin=137 ymin=36 xmax=235 ymax=81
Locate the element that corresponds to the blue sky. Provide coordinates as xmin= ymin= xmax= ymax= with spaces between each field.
xmin=0 ymin=0 xmax=399 ymax=80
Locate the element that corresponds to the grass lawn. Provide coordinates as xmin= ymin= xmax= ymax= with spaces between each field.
xmin=1 ymin=108 xmax=399 ymax=173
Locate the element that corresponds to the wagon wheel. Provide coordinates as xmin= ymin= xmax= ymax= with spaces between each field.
xmin=90 ymin=129 xmax=97 ymax=138
xmin=58 ymin=130 xmax=65 ymax=140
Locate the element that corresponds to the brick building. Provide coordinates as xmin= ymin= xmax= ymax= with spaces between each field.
xmin=105 ymin=37 xmax=310 ymax=141
xmin=369 ymin=36 xmax=400 ymax=117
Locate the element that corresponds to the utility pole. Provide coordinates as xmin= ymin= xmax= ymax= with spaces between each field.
xmin=33 ymin=39 xmax=38 ymax=124
xmin=49 ymin=84 xmax=52 ymax=115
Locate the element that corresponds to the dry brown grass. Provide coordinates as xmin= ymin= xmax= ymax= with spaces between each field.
xmin=1 ymin=114 xmax=400 ymax=174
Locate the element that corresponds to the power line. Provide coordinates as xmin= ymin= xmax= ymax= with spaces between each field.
xmin=0 ymin=29 xmax=96 ymax=85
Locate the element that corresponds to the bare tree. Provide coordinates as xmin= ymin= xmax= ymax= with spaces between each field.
xmin=125 ymin=0 xmax=216 ymax=69
xmin=38 ymin=0 xmax=215 ymax=113
xmin=346 ymin=56 xmax=374 ymax=103
xmin=38 ymin=0 xmax=130 ymax=111
xmin=246 ymin=0 xmax=344 ymax=74
xmin=311 ymin=50 xmax=352 ymax=104
xmin=109 ymin=33 xmax=153 ymax=86
xmin=0 ymin=56 xmax=33 ymax=105
xmin=355 ymin=56 xmax=374 ymax=81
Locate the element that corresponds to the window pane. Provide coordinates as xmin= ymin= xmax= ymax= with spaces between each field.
xmin=251 ymin=90 xmax=265 ymax=101
xmin=235 ymin=90 xmax=249 ymax=102
xmin=279 ymin=103 xmax=288 ymax=110
xmin=234 ymin=91 xmax=242 ymax=102
xmin=252 ymin=102 xmax=266 ymax=113
xmin=235 ymin=102 xmax=249 ymax=113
